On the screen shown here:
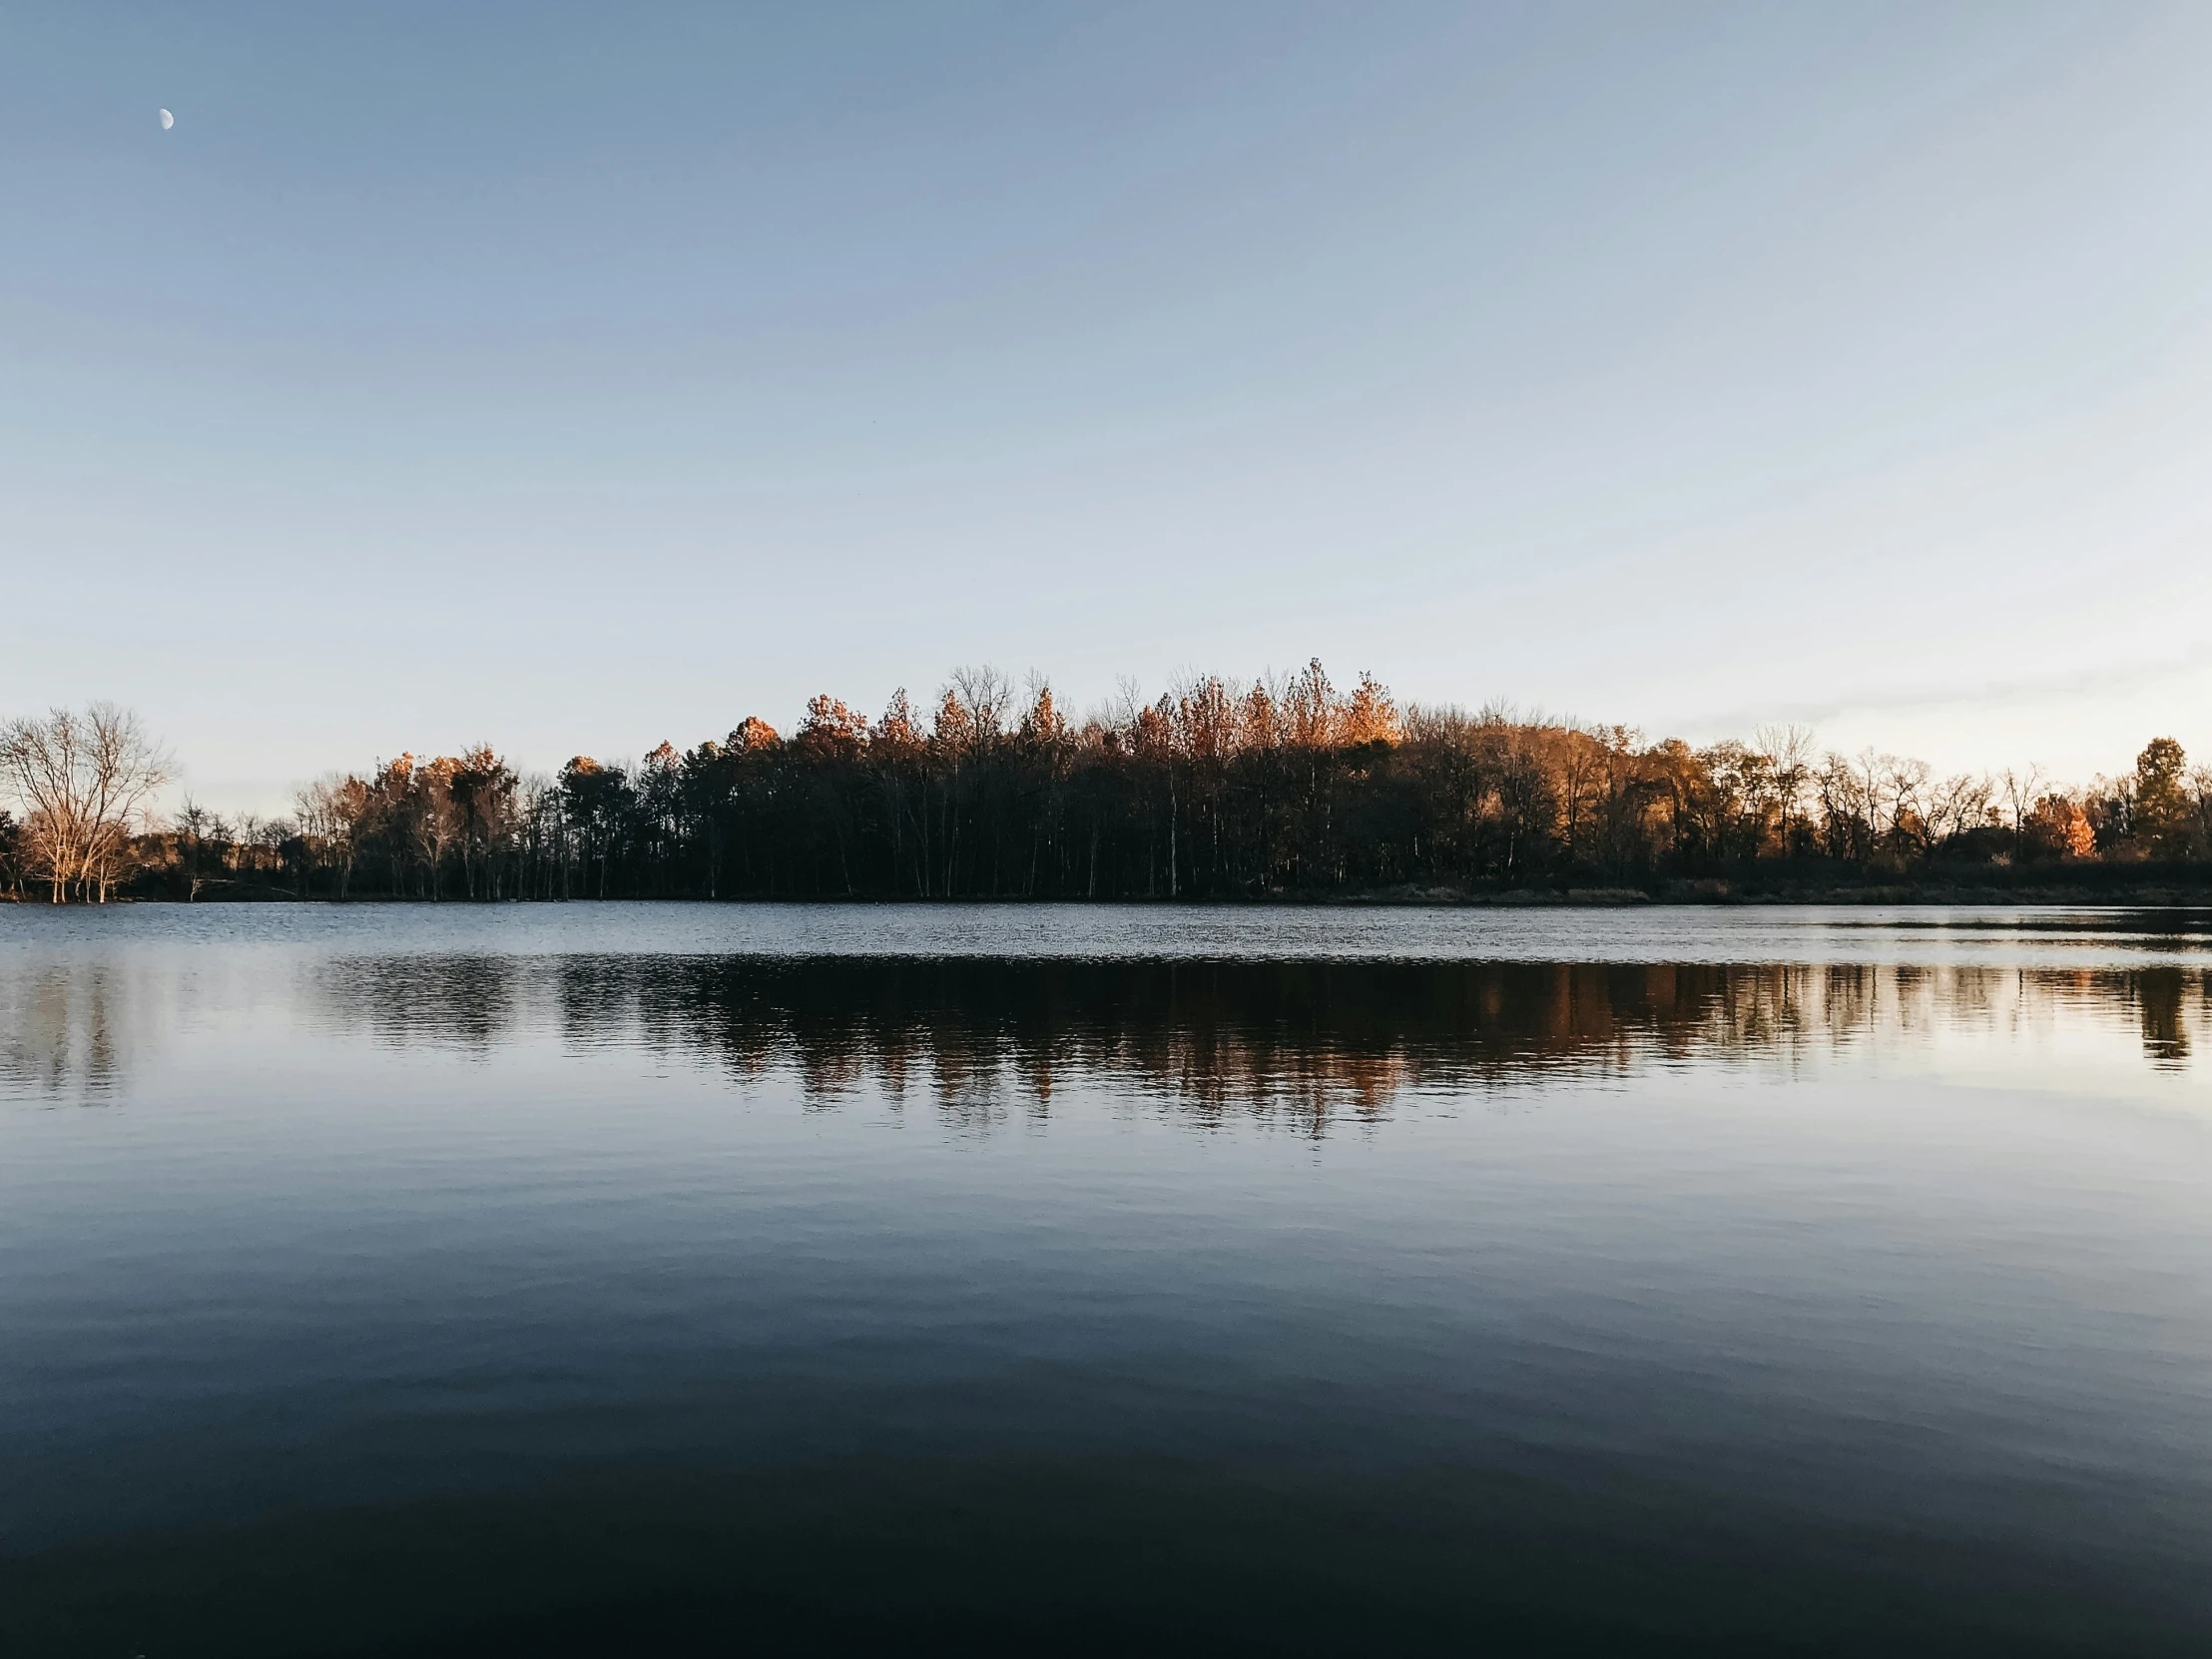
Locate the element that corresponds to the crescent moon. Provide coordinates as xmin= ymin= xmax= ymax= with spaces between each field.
xmin=159 ymin=109 xmax=174 ymax=130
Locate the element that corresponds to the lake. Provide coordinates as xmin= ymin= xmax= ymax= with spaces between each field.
xmin=3 ymin=903 xmax=2209 ymax=1654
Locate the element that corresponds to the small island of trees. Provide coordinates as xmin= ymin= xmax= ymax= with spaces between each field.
xmin=2 ymin=663 xmax=2207 ymax=903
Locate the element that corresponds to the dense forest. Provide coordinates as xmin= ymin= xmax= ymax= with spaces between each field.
xmin=3 ymin=664 xmax=2209 ymax=902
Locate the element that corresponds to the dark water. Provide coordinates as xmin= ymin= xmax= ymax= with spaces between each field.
xmin=3 ymin=905 xmax=2210 ymax=1655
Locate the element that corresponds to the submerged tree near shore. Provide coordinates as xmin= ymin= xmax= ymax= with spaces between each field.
xmin=12 ymin=663 xmax=2203 ymax=905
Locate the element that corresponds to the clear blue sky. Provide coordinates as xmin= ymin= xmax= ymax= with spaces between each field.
xmin=5 ymin=3 xmax=2209 ymax=807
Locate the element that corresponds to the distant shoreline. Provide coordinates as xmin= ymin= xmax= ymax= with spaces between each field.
xmin=13 ymin=876 xmax=2210 ymax=910
xmin=9 ymin=683 xmax=2207 ymax=908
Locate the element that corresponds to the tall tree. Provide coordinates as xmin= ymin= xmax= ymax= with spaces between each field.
xmin=2130 ymin=738 xmax=2192 ymax=857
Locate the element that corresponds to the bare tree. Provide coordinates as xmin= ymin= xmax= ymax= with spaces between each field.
xmin=945 ymin=665 xmax=1012 ymax=754
xmin=1754 ymin=725 xmax=1815 ymax=850
xmin=174 ymin=798 xmax=216 ymax=900
xmin=410 ymin=758 xmax=463 ymax=899
xmin=0 ymin=705 xmax=171 ymax=903
xmin=1998 ymin=765 xmax=2047 ymax=856
xmin=1926 ymin=773 xmax=1996 ymax=851
xmin=296 ymin=774 xmax=375 ymax=898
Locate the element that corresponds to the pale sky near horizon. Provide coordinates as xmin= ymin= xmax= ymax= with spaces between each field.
xmin=5 ymin=2 xmax=2210 ymax=811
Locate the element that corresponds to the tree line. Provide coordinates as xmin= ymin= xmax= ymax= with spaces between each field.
xmin=3 ymin=663 xmax=2209 ymax=903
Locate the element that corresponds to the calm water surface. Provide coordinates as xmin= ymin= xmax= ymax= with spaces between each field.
xmin=3 ymin=904 xmax=2210 ymax=1654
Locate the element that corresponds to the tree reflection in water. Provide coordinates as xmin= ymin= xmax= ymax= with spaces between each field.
xmin=315 ymin=955 xmax=2209 ymax=1130
xmin=0 ymin=964 xmax=127 ymax=1101
xmin=4 ymin=951 xmax=2203 ymax=1110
